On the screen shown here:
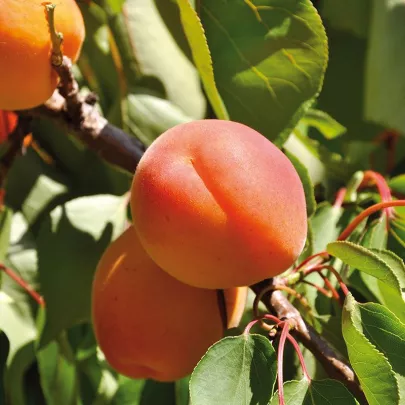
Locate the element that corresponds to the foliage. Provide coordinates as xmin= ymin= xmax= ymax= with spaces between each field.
xmin=1 ymin=0 xmax=405 ymax=404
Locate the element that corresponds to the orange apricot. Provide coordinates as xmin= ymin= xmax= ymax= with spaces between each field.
xmin=131 ymin=119 xmax=307 ymax=289
xmin=0 ymin=111 xmax=18 ymax=143
xmin=0 ymin=0 xmax=85 ymax=110
xmin=92 ymin=225 xmax=247 ymax=382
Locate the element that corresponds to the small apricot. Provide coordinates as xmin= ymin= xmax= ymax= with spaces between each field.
xmin=0 ymin=111 xmax=18 ymax=143
xmin=92 ymin=226 xmax=247 ymax=382
xmin=131 ymin=119 xmax=307 ymax=289
xmin=0 ymin=0 xmax=85 ymax=110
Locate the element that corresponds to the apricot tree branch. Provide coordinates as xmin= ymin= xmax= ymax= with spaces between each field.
xmin=17 ymin=58 xmax=145 ymax=173
xmin=251 ymin=279 xmax=366 ymax=404
xmin=14 ymin=55 xmax=366 ymax=403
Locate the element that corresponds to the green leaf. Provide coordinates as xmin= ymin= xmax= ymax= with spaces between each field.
xmin=140 ymin=380 xmax=176 ymax=405
xmin=315 ymin=28 xmax=382 ymax=143
xmin=351 ymin=217 xmax=388 ymax=304
xmin=111 ymin=376 xmax=144 ymax=405
xmin=320 ymin=0 xmax=370 ymax=38
xmin=389 ymin=174 xmax=405 ymax=195
xmin=0 ymin=291 xmax=37 ymax=405
xmin=125 ymin=92 xmax=192 ymax=146
xmin=0 ymin=206 xmax=12 ymax=263
xmin=78 ymin=2 xmax=121 ymax=113
xmin=356 ymin=302 xmax=405 ymax=401
xmin=310 ymin=203 xmax=343 ymax=253
xmin=342 ymin=294 xmax=399 ymax=405
xmin=327 ymin=241 xmax=405 ymax=321
xmin=327 ymin=241 xmax=401 ymax=290
xmin=37 ymin=194 xmax=128 ymax=346
xmin=270 ymin=378 xmax=359 ymax=404
xmin=284 ymin=132 xmax=325 ymax=186
xmin=122 ymin=0 xmax=206 ymax=119
xmin=365 ymin=0 xmax=405 ymax=134
xmin=5 ymin=150 xmax=69 ymax=225
xmin=284 ymin=151 xmax=316 ymax=217
xmin=175 ymin=0 xmax=229 ymax=120
xmin=302 ymin=109 xmax=347 ymax=140
xmin=37 ymin=335 xmax=79 ymax=405
xmin=200 ymin=0 xmax=328 ymax=143
xmin=190 ymin=334 xmax=277 ymax=405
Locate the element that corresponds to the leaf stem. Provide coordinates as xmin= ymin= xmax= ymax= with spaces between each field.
xmin=338 ymin=200 xmax=405 ymax=241
xmin=333 ymin=187 xmax=347 ymax=209
xmin=0 ymin=264 xmax=45 ymax=307
xmin=285 ymin=333 xmax=311 ymax=381
xmin=277 ymin=322 xmax=290 ymax=405
xmin=304 ymin=265 xmax=349 ymax=297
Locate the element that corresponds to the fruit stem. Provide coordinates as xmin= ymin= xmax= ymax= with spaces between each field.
xmin=304 ymin=265 xmax=349 ymax=297
xmin=301 ymin=280 xmax=333 ymax=299
xmin=0 ymin=264 xmax=45 ymax=307
xmin=243 ymin=314 xmax=282 ymax=335
xmin=291 ymin=251 xmax=330 ymax=274
xmin=361 ymin=171 xmax=394 ymax=220
xmin=45 ymin=3 xmax=64 ymax=66
xmin=285 ymin=333 xmax=311 ymax=382
xmin=338 ymin=200 xmax=405 ymax=241
xmin=277 ymin=322 xmax=290 ymax=405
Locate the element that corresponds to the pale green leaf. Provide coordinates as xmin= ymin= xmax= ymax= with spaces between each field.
xmin=190 ymin=334 xmax=277 ymax=405
xmin=176 ymin=0 xmax=229 ymax=120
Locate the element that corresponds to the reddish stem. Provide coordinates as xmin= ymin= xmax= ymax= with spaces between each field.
xmin=0 ymin=264 xmax=45 ymax=307
xmin=338 ymin=200 xmax=405 ymax=241
xmin=304 ymin=265 xmax=349 ymax=297
xmin=333 ymin=187 xmax=347 ymax=209
xmin=291 ymin=251 xmax=330 ymax=274
xmin=361 ymin=171 xmax=393 ymax=219
xmin=302 ymin=280 xmax=333 ymax=299
xmin=285 ymin=333 xmax=311 ymax=381
xmin=243 ymin=314 xmax=282 ymax=335
xmin=277 ymin=322 xmax=290 ymax=405
xmin=318 ymin=274 xmax=341 ymax=301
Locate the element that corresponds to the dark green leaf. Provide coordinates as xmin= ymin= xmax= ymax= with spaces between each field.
xmin=365 ymin=0 xmax=405 ymax=134
xmin=37 ymin=195 xmax=128 ymax=346
xmin=200 ymin=0 xmax=328 ymax=143
xmin=0 ymin=205 xmax=12 ymax=263
xmin=342 ymin=294 xmax=399 ymax=405
xmin=190 ymin=334 xmax=277 ymax=405
xmin=270 ymin=378 xmax=359 ymax=404
xmin=320 ymin=0 xmax=370 ymax=38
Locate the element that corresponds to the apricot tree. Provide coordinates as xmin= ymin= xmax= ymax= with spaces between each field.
xmin=1 ymin=1 xmax=405 ymax=405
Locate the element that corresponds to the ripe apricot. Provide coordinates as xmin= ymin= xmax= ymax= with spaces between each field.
xmin=0 ymin=0 xmax=85 ymax=110
xmin=92 ymin=226 xmax=247 ymax=382
xmin=131 ymin=119 xmax=307 ymax=289
xmin=0 ymin=111 xmax=18 ymax=143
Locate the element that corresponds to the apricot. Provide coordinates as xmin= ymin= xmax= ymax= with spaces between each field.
xmin=0 ymin=111 xmax=18 ymax=143
xmin=92 ymin=226 xmax=247 ymax=382
xmin=0 ymin=0 xmax=85 ymax=110
xmin=131 ymin=119 xmax=307 ymax=289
